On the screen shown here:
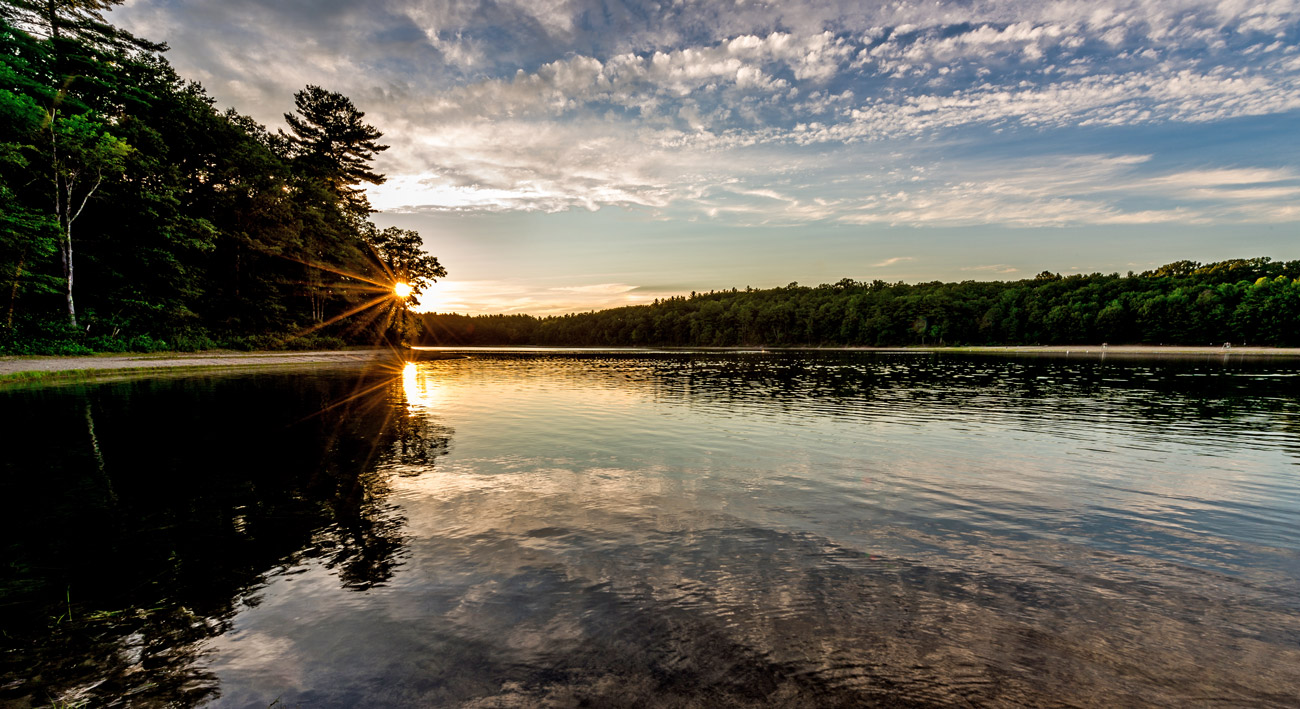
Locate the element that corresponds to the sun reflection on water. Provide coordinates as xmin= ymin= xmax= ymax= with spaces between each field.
xmin=401 ymin=361 xmax=441 ymax=414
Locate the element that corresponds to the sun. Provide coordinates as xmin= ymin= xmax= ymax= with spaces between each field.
xmin=393 ymin=282 xmax=413 ymax=298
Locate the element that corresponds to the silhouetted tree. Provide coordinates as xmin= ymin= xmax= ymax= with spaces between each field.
xmin=282 ymin=85 xmax=389 ymax=219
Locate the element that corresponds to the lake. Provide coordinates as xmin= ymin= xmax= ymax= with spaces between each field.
xmin=2 ymin=350 xmax=1299 ymax=707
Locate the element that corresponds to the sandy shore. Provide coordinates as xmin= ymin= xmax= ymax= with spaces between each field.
xmin=3 ymin=344 xmax=1297 ymax=380
xmin=0 ymin=349 xmax=393 ymax=379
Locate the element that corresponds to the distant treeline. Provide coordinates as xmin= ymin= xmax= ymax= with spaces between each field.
xmin=1 ymin=2 xmax=441 ymax=355
xmin=417 ymin=258 xmax=1300 ymax=348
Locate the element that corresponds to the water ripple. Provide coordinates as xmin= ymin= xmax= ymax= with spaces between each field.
xmin=5 ymin=351 xmax=1299 ymax=706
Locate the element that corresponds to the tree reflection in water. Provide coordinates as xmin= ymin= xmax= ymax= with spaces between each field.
xmin=0 ymin=362 xmax=450 ymax=707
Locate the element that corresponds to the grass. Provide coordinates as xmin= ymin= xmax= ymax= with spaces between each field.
xmin=0 ymin=366 xmax=225 ymax=386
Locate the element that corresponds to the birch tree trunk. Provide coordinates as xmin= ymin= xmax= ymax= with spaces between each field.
xmin=5 ymin=258 xmax=24 ymax=329
xmin=61 ymin=217 xmax=75 ymax=327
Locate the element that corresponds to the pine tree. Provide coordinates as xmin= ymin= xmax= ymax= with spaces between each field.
xmin=282 ymin=85 xmax=389 ymax=219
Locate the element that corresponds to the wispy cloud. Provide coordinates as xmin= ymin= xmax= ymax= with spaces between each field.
xmin=873 ymin=257 xmax=914 ymax=267
xmin=414 ymin=280 xmax=659 ymax=315
xmin=1140 ymin=168 xmax=1298 ymax=189
xmin=549 ymin=283 xmax=639 ymax=295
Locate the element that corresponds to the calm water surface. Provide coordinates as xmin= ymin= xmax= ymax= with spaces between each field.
xmin=2 ymin=351 xmax=1299 ymax=707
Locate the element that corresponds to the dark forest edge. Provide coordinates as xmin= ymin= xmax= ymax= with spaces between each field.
xmin=415 ymin=258 xmax=1300 ymax=348
xmin=1 ymin=1 xmax=442 ymax=356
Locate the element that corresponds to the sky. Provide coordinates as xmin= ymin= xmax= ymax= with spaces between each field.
xmin=112 ymin=0 xmax=1300 ymax=314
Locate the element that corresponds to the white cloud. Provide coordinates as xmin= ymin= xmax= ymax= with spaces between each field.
xmin=111 ymin=0 xmax=1300 ymax=232
xmin=398 ymin=31 xmax=855 ymax=128
xmin=785 ymin=67 xmax=1300 ymax=146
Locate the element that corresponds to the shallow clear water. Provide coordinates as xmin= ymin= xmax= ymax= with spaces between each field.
xmin=3 ymin=351 xmax=1300 ymax=707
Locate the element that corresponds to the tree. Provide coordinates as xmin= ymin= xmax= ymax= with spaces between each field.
xmin=0 ymin=33 xmax=60 ymax=328
xmin=48 ymin=111 xmax=129 ymax=325
xmin=3 ymin=0 xmax=158 ymax=51
xmin=366 ymin=226 xmax=445 ymax=299
xmin=3 ymin=2 xmax=157 ymax=327
xmin=1 ymin=9 xmax=446 ymax=352
xmin=282 ymin=85 xmax=388 ymax=219
xmin=4 ymin=1 xmax=163 ymax=121
xmin=190 ymin=107 xmax=300 ymax=336
xmin=279 ymin=86 xmax=390 ymax=324
xmin=365 ymin=225 xmax=445 ymax=343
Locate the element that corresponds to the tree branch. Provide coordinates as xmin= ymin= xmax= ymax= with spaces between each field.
xmin=69 ymin=169 xmax=103 ymax=224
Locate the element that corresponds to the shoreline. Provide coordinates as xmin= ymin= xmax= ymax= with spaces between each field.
xmin=410 ymin=344 xmax=1300 ymax=357
xmin=3 ymin=343 xmax=1297 ymax=382
xmin=855 ymin=344 xmax=1300 ymax=356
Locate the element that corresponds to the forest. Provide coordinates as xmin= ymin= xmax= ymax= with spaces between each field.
xmin=0 ymin=0 xmax=442 ymax=355
xmin=417 ymin=257 xmax=1300 ymax=348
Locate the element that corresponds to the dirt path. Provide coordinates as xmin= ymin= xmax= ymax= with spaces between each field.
xmin=0 ymin=349 xmax=393 ymax=378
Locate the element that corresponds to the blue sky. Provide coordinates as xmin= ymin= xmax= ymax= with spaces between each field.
xmin=114 ymin=0 xmax=1300 ymax=313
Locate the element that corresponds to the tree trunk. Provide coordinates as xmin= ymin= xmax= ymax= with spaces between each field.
xmin=51 ymin=111 xmax=76 ymax=328
xmin=6 ymin=257 xmax=23 ymax=329
xmin=62 ymin=221 xmax=76 ymax=328
xmin=53 ymin=159 xmax=103 ymax=331
xmin=308 ymin=266 xmax=324 ymax=322
xmin=45 ymin=0 xmax=62 ymax=47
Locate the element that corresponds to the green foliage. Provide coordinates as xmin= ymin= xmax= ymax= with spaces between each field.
xmin=166 ymin=329 xmax=217 ymax=352
xmin=282 ymin=334 xmax=347 ymax=351
xmin=416 ymin=258 xmax=1300 ymax=349
xmin=85 ymin=333 xmax=169 ymax=352
xmin=218 ymin=334 xmax=283 ymax=352
xmin=0 ymin=13 xmax=443 ymax=353
xmin=51 ymin=112 xmax=129 ymax=174
xmin=0 ymin=30 xmax=61 ymax=325
xmin=0 ymin=315 xmax=92 ymax=354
